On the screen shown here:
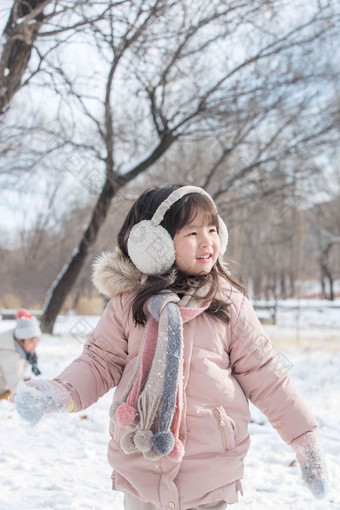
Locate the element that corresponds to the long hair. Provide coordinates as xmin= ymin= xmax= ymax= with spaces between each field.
xmin=118 ymin=184 xmax=246 ymax=324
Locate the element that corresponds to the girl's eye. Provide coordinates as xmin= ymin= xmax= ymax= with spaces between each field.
xmin=209 ymin=228 xmax=217 ymax=233
xmin=188 ymin=232 xmax=197 ymax=236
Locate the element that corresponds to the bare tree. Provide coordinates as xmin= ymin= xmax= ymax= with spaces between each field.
xmin=0 ymin=0 xmax=122 ymax=114
xmin=1 ymin=1 xmax=339 ymax=330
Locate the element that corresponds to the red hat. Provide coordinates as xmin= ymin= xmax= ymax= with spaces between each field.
xmin=14 ymin=309 xmax=41 ymax=339
xmin=16 ymin=308 xmax=31 ymax=319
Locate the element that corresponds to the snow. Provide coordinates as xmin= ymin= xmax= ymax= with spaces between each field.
xmin=1 ymin=306 xmax=339 ymax=509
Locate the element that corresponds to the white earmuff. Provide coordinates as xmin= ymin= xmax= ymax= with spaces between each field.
xmin=127 ymin=186 xmax=228 ymax=275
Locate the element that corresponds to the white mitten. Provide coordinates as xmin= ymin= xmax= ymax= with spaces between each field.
xmin=12 ymin=379 xmax=73 ymax=424
xmin=291 ymin=431 xmax=327 ymax=499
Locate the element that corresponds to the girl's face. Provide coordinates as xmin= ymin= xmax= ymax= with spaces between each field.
xmin=173 ymin=211 xmax=221 ymax=275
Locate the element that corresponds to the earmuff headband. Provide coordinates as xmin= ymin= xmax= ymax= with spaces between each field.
xmin=151 ymin=186 xmax=211 ymax=226
xmin=127 ymin=186 xmax=228 ymax=275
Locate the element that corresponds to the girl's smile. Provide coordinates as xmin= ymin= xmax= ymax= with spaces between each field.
xmin=173 ymin=211 xmax=221 ymax=275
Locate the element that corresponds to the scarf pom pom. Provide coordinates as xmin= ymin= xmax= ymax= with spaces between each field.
xmin=167 ymin=439 xmax=184 ymax=462
xmin=116 ymin=403 xmax=136 ymax=427
xmin=134 ymin=429 xmax=154 ymax=452
xmin=152 ymin=430 xmax=175 ymax=455
xmin=121 ymin=431 xmax=138 ymax=454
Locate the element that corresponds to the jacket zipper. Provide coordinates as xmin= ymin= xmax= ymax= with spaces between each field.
xmin=213 ymin=407 xmax=229 ymax=451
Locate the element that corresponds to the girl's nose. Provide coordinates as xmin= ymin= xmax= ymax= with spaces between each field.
xmin=199 ymin=230 xmax=211 ymax=245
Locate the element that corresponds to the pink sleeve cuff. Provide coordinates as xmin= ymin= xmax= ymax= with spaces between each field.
xmin=53 ymin=379 xmax=82 ymax=412
xmin=291 ymin=430 xmax=320 ymax=460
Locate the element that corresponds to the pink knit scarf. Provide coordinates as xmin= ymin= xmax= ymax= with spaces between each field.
xmin=111 ymin=291 xmax=208 ymax=462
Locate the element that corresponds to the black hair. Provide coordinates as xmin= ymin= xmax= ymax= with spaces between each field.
xmin=118 ymin=184 xmax=246 ymax=324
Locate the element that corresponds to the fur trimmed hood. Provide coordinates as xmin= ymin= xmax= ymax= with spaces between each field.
xmin=92 ymin=249 xmax=143 ymax=298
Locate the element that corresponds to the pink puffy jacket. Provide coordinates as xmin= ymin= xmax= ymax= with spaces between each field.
xmin=57 ymin=251 xmax=318 ymax=510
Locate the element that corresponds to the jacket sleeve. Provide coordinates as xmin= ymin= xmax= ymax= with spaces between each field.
xmin=55 ymin=294 xmax=129 ymax=410
xmin=229 ymin=295 xmax=318 ymax=444
xmin=0 ymin=349 xmax=27 ymax=392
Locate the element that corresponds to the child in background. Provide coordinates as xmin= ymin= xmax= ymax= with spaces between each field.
xmin=12 ymin=185 xmax=327 ymax=509
xmin=0 ymin=308 xmax=41 ymax=400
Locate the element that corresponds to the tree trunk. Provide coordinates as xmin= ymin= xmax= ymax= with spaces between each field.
xmin=41 ymin=178 xmax=115 ymax=333
xmin=289 ymin=271 xmax=295 ymax=297
xmin=329 ymin=275 xmax=334 ymax=301
xmin=321 ymin=275 xmax=326 ymax=299
xmin=320 ymin=244 xmax=334 ymax=301
xmin=280 ymin=271 xmax=286 ymax=299
xmin=0 ymin=0 xmax=50 ymax=114
xmin=322 ymin=269 xmax=334 ymax=301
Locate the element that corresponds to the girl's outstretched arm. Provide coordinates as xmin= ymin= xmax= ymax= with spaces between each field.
xmin=53 ymin=294 xmax=130 ymax=411
xmin=229 ymin=295 xmax=327 ymax=499
xmin=229 ymin=295 xmax=318 ymax=443
xmin=12 ymin=294 xmax=130 ymax=422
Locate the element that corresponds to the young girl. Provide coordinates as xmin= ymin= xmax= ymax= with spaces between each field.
xmin=13 ymin=185 xmax=327 ymax=509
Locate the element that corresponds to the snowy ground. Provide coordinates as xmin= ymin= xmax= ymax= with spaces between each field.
xmin=1 ymin=307 xmax=339 ymax=510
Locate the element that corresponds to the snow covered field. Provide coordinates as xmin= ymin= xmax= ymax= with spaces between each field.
xmin=1 ymin=305 xmax=339 ymax=510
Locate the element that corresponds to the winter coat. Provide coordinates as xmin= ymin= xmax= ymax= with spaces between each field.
xmin=56 ymin=251 xmax=318 ymax=510
xmin=0 ymin=328 xmax=29 ymax=395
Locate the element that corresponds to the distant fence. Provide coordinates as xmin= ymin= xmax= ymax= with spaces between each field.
xmin=253 ymin=301 xmax=340 ymax=325
xmin=1 ymin=309 xmax=43 ymax=320
xmin=1 ymin=302 xmax=339 ymax=326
